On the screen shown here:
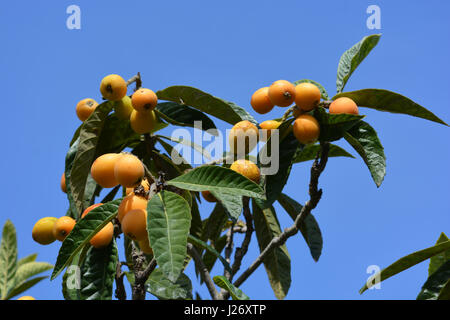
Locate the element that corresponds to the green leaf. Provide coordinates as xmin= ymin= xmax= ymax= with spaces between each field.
xmin=146 ymin=268 xmax=193 ymax=300
xmin=62 ymin=251 xmax=82 ymax=300
xmin=259 ymin=125 xmax=302 ymax=207
xmin=210 ymin=190 xmax=243 ymax=221
xmin=167 ymin=165 xmax=266 ymax=200
xmin=156 ymin=86 xmax=257 ymax=125
xmin=70 ymin=124 xmax=82 ymax=147
xmin=313 ymin=106 xmax=365 ymax=142
xmin=429 ymin=233 xmax=450 ymax=276
xmin=344 ymin=121 xmax=386 ymax=187
xmin=252 ymin=202 xmax=291 ymax=299
xmin=147 ymin=191 xmax=191 ymax=282
xmin=10 ymin=262 xmax=52 ymax=294
xmin=203 ymin=235 xmax=227 ymax=273
xmin=51 ymin=198 xmax=121 ymax=280
xmin=213 ymin=275 xmax=250 ymax=300
xmin=69 ymin=101 xmax=115 ymax=216
xmin=156 ymin=102 xmax=217 ymax=133
xmin=293 ymin=143 xmax=354 ymax=163
xmin=156 ymin=138 xmax=192 ymax=172
xmin=7 ymin=276 xmax=48 ymax=300
xmin=94 ymin=114 xmax=141 ymax=157
xmin=80 ymin=240 xmax=118 ymax=300
xmin=17 ymin=254 xmax=37 ymax=267
xmin=157 ymin=134 xmax=212 ymax=160
xmin=0 ymin=220 xmax=17 ymax=299
xmin=417 ymin=260 xmax=450 ymax=300
xmin=359 ymin=240 xmax=450 ymax=294
xmin=437 ymin=279 xmax=450 ymax=300
xmin=277 ymin=193 xmax=323 ymax=262
xmin=336 ymin=34 xmax=381 ymax=93
xmin=333 ymin=89 xmax=448 ymax=126
xmin=65 ymin=138 xmax=81 ymax=219
xmin=201 ymin=203 xmax=228 ymax=244
xmin=189 ymin=197 xmax=203 ymax=240
xmin=187 ymin=235 xmax=232 ymax=273
xmin=293 ymin=79 xmax=329 ymax=100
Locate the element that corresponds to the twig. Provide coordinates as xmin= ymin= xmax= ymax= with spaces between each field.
xmin=126 ymin=72 xmax=142 ymax=91
xmin=232 ymin=142 xmax=330 ymax=289
xmin=187 ymin=243 xmax=220 ymax=300
xmin=281 ymin=105 xmax=297 ymax=122
xmin=114 ymin=261 xmax=127 ymax=300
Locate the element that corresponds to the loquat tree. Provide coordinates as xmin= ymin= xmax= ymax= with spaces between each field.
xmin=15 ymin=34 xmax=448 ymax=300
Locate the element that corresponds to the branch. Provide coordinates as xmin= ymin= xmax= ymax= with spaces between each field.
xmin=187 ymin=243 xmax=220 ymax=300
xmin=130 ymin=241 xmax=156 ymax=300
xmin=230 ymin=197 xmax=253 ymax=280
xmin=223 ymin=221 xmax=235 ymax=280
xmin=232 ymin=142 xmax=330 ymax=289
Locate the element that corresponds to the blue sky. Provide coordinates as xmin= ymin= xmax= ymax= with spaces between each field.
xmin=0 ymin=1 xmax=448 ymax=300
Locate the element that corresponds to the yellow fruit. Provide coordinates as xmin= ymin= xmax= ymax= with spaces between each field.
xmin=32 ymin=217 xmax=58 ymax=245
xmin=229 ymin=120 xmax=259 ymax=155
xmin=121 ymin=209 xmax=148 ymax=241
xmin=329 ymin=97 xmax=359 ymax=115
xmin=139 ymin=237 xmax=153 ymax=255
xmin=76 ymin=98 xmax=98 ymax=122
xmin=100 ymin=74 xmax=127 ymax=101
xmin=130 ymin=110 xmax=158 ymax=134
xmin=131 ymin=88 xmax=158 ymax=112
xmin=268 ymin=80 xmax=296 ymax=107
xmin=294 ymin=83 xmax=321 ymax=111
xmin=259 ymin=120 xmax=281 ymax=141
xmin=17 ymin=296 xmax=35 ymax=300
xmin=201 ymin=190 xmax=218 ymax=203
xmin=230 ymin=159 xmax=261 ymax=183
xmin=91 ymin=153 xmax=122 ymax=188
xmin=114 ymin=154 xmax=145 ymax=188
xmin=53 ymin=216 xmax=76 ymax=242
xmin=117 ymin=193 xmax=148 ymax=223
xmin=114 ymin=96 xmax=134 ymax=120
xmin=250 ymin=87 xmax=274 ymax=114
xmin=90 ymin=222 xmax=114 ymax=249
xmin=293 ymin=114 xmax=320 ymax=145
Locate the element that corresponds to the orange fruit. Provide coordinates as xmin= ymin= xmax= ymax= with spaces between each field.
xmin=117 ymin=193 xmax=148 ymax=223
xmin=294 ymin=83 xmax=321 ymax=111
xmin=100 ymin=74 xmax=127 ymax=101
xmin=259 ymin=120 xmax=281 ymax=141
xmin=229 ymin=120 xmax=259 ymax=155
xmin=293 ymin=114 xmax=320 ymax=145
xmin=201 ymin=190 xmax=218 ymax=203
xmin=268 ymin=80 xmax=296 ymax=107
xmin=130 ymin=110 xmax=158 ymax=134
xmin=329 ymin=97 xmax=359 ymax=115
xmin=61 ymin=173 xmax=67 ymax=193
xmin=32 ymin=217 xmax=58 ymax=245
xmin=53 ymin=216 xmax=76 ymax=241
xmin=230 ymin=159 xmax=261 ymax=183
xmin=131 ymin=88 xmax=158 ymax=112
xmin=81 ymin=203 xmax=103 ymax=218
xmin=250 ymin=87 xmax=274 ymax=114
xmin=76 ymin=98 xmax=99 ymax=122
xmin=114 ymin=154 xmax=145 ymax=188
xmin=91 ymin=153 xmax=122 ymax=188
xmin=121 ymin=209 xmax=148 ymax=241
xmin=139 ymin=237 xmax=153 ymax=255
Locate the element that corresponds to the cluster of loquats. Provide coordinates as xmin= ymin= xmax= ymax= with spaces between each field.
xmin=91 ymin=151 xmax=153 ymax=254
xmin=33 ymin=153 xmax=148 ymax=250
xmin=74 ymin=74 xmax=159 ymax=135
xmin=251 ymin=80 xmax=360 ymax=145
